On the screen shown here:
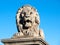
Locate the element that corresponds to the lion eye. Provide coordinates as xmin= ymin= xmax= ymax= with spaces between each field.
xmin=30 ymin=12 xmax=32 ymax=15
xmin=23 ymin=12 xmax=26 ymax=16
xmin=22 ymin=14 xmax=24 ymax=17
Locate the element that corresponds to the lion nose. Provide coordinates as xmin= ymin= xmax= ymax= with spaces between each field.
xmin=25 ymin=15 xmax=30 ymax=18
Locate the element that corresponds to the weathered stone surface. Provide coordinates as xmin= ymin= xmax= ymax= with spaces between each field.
xmin=1 ymin=38 xmax=48 ymax=45
xmin=1 ymin=5 xmax=48 ymax=45
xmin=14 ymin=5 xmax=44 ymax=39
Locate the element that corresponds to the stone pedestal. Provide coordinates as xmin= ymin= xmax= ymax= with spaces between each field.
xmin=1 ymin=37 xmax=48 ymax=45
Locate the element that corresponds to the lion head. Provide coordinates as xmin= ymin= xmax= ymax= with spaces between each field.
xmin=16 ymin=5 xmax=40 ymax=35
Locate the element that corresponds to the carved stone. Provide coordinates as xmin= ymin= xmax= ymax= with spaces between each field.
xmin=1 ymin=37 xmax=48 ymax=45
xmin=1 ymin=5 xmax=48 ymax=45
xmin=13 ymin=5 xmax=44 ymax=39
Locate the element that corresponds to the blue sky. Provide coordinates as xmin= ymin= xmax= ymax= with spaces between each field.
xmin=0 ymin=0 xmax=60 ymax=45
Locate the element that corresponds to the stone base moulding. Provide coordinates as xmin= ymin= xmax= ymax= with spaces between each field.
xmin=1 ymin=37 xmax=48 ymax=45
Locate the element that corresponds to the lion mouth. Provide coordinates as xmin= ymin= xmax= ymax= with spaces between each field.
xmin=25 ymin=20 xmax=32 ymax=23
xmin=23 ymin=20 xmax=32 ymax=29
xmin=19 ymin=19 xmax=32 ymax=29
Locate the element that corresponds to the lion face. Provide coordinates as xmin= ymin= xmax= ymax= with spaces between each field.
xmin=16 ymin=5 xmax=40 ymax=32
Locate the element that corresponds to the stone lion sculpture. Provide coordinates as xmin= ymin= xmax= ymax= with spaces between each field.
xmin=13 ymin=5 xmax=44 ymax=39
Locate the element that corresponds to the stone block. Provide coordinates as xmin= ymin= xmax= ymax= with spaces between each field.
xmin=1 ymin=37 xmax=48 ymax=45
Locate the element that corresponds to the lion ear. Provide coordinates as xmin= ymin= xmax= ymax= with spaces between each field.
xmin=35 ymin=16 xmax=40 ymax=24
